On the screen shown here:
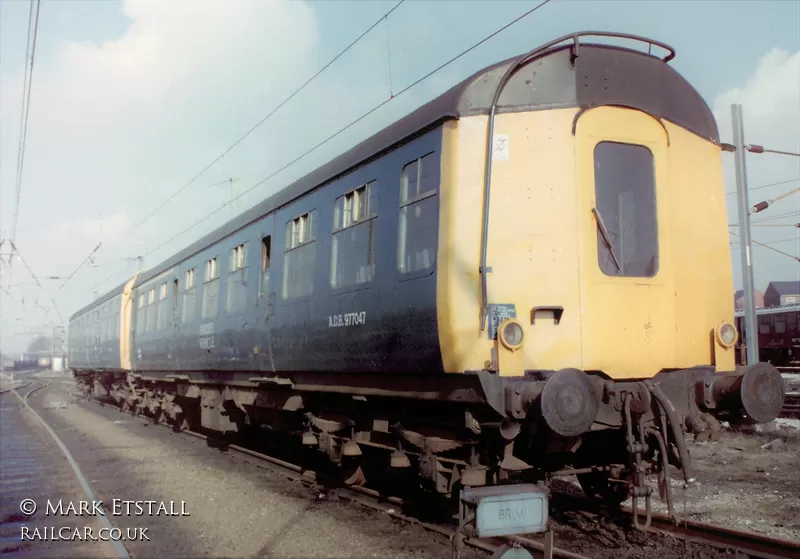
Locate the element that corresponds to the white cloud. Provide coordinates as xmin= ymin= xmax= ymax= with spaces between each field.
xmin=712 ymin=48 xmax=800 ymax=292
xmin=0 ymin=0 xmax=320 ymax=346
xmin=46 ymin=212 xmax=132 ymax=247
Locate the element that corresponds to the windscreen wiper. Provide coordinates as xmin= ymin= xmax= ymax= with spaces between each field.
xmin=592 ymin=207 xmax=621 ymax=272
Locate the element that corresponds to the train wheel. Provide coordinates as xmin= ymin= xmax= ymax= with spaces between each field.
xmin=577 ymin=471 xmax=629 ymax=506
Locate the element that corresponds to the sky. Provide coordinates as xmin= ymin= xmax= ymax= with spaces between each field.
xmin=0 ymin=0 xmax=798 ymax=354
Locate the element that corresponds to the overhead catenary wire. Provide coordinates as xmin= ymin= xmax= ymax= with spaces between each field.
xmin=751 ymin=186 xmax=800 ymax=214
xmin=729 ymin=231 xmax=800 ymax=262
xmin=730 ymin=235 xmax=799 ymax=246
xmin=729 ymin=210 xmax=800 ymax=227
xmin=730 ymin=222 xmax=800 ymax=228
xmin=726 ymin=177 xmax=798 ymax=196
xmin=66 ymin=0 xmax=405 ymax=293
xmin=11 ymin=0 xmax=36 ymax=250
xmin=8 ymin=242 xmax=42 ymax=288
xmin=91 ymin=255 xmax=144 ymax=297
xmin=10 ymin=0 xmax=42 ymax=248
xmin=3 ymin=241 xmax=67 ymax=329
xmin=90 ymin=0 xmax=555 ymax=294
xmin=746 ymin=145 xmax=800 ymax=158
xmin=91 ymin=0 xmax=407 ymax=260
xmin=751 ymin=210 xmax=799 ymax=223
xmin=58 ymin=242 xmax=103 ymax=291
xmin=50 ymin=296 xmax=65 ymax=326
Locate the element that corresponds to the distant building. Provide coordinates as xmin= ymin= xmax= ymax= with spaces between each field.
xmin=763 ymin=281 xmax=800 ymax=308
xmin=734 ymin=289 xmax=764 ymax=310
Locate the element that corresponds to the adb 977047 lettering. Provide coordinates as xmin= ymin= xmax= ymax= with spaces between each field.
xmin=68 ymin=32 xmax=785 ymax=527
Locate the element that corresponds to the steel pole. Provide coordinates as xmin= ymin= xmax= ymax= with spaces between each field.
xmin=731 ymin=104 xmax=759 ymax=365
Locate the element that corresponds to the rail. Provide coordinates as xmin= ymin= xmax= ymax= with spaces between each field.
xmin=54 ymin=381 xmax=800 ymax=559
xmin=632 ymin=508 xmax=800 ymax=559
xmin=8 ymin=381 xmax=130 ymax=559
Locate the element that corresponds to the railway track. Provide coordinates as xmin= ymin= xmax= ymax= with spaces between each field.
xmin=87 ymin=395 xmax=583 ymax=558
xmin=778 ymin=368 xmax=800 ymax=418
xmin=0 ymin=381 xmax=130 ymax=558
xmin=49 ymin=379 xmax=800 ymax=559
xmin=781 ymin=392 xmax=800 ymax=419
xmin=40 ymin=379 xmax=578 ymax=559
xmin=640 ymin=510 xmax=800 ymax=559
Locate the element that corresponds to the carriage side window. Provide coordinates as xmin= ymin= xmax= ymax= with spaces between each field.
xmin=202 ymin=257 xmax=220 ymax=318
xmin=136 ymin=293 xmax=145 ymax=332
xmin=759 ymin=315 xmax=770 ymax=334
xmin=157 ymin=282 xmax=169 ymax=330
xmin=226 ymin=243 xmax=248 ymax=314
xmin=146 ymin=287 xmax=157 ymax=332
xmin=101 ymin=305 xmax=108 ymax=343
xmin=593 ymin=142 xmax=658 ymax=278
xmin=261 ymin=236 xmax=271 ymax=297
xmin=182 ymin=268 xmax=197 ymax=324
xmin=283 ymin=211 xmax=316 ymax=299
xmin=398 ymin=153 xmax=438 ymax=274
xmin=331 ymin=181 xmax=377 ymax=289
xmin=100 ymin=314 xmax=106 ymax=344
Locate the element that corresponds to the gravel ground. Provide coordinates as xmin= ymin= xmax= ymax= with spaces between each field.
xmin=670 ymin=424 xmax=800 ymax=541
xmin=552 ymin=375 xmax=800 ymax=545
xmin=31 ymin=385 xmax=483 ymax=559
xmin=590 ymin=423 xmax=800 ymax=542
xmin=27 ymin=374 xmax=800 ymax=558
xmin=0 ymin=390 xmax=118 ymax=558
xmin=545 ymin=422 xmax=800 ymax=557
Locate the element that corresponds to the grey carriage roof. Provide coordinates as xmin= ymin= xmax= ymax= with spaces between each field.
xmin=71 ymin=38 xmax=719 ymax=320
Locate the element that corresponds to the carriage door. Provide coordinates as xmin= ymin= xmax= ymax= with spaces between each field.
xmin=575 ymin=106 xmax=675 ymax=379
xmin=256 ymin=216 xmax=276 ymax=371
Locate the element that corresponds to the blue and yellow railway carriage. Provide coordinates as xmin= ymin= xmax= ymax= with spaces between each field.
xmin=68 ymin=32 xmax=784 ymax=519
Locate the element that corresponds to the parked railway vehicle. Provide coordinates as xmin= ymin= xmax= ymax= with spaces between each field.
xmin=69 ymin=32 xmax=785 ymax=526
xmin=734 ymin=305 xmax=800 ymax=366
xmin=11 ymin=359 xmax=39 ymax=372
